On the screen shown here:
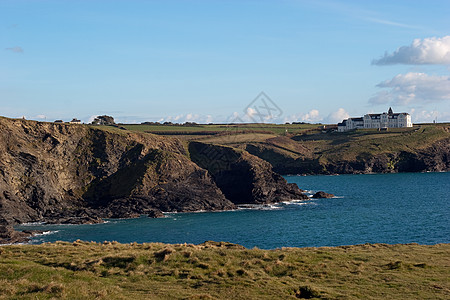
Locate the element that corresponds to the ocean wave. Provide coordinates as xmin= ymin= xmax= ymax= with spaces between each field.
xmin=19 ymin=222 xmax=47 ymax=226
xmin=282 ymin=200 xmax=316 ymax=205
xmin=163 ymin=208 xmax=240 ymax=215
xmin=287 ymin=202 xmax=317 ymax=206
xmin=0 ymin=242 xmax=28 ymax=246
xmin=35 ymin=230 xmax=59 ymax=236
xmin=237 ymin=204 xmax=283 ymax=211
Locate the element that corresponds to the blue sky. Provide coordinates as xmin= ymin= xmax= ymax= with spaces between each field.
xmin=1 ymin=0 xmax=449 ymax=124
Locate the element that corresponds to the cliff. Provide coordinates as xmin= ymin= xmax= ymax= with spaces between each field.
xmin=242 ymin=126 xmax=450 ymax=175
xmin=0 ymin=117 xmax=238 ymax=227
xmin=0 ymin=117 xmax=306 ymax=232
xmin=188 ymin=142 xmax=307 ymax=204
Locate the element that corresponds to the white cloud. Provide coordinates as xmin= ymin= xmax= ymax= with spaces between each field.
xmin=325 ymin=108 xmax=350 ymax=123
xmin=158 ymin=113 xmax=215 ymax=124
xmin=372 ymin=36 xmax=450 ymax=65
xmin=35 ymin=114 xmax=47 ymax=120
xmin=409 ymin=109 xmax=450 ymax=123
xmin=5 ymin=46 xmax=23 ymax=53
xmin=301 ymin=109 xmax=321 ymax=122
xmin=282 ymin=109 xmax=323 ymax=124
xmin=245 ymin=107 xmax=257 ymax=118
xmin=370 ymin=72 xmax=450 ymax=105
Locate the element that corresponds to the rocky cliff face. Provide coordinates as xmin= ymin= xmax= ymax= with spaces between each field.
xmin=0 ymin=117 xmax=307 ymax=232
xmin=245 ymin=137 xmax=450 ymax=175
xmin=0 ymin=117 xmax=235 ymax=226
xmin=188 ymin=142 xmax=307 ymax=204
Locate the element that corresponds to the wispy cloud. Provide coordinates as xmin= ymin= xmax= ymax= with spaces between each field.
xmin=5 ymin=46 xmax=24 ymax=53
xmin=372 ymin=36 xmax=450 ymax=65
xmin=364 ymin=17 xmax=421 ymax=29
xmin=304 ymin=0 xmax=422 ymax=30
xmin=370 ymin=72 xmax=450 ymax=105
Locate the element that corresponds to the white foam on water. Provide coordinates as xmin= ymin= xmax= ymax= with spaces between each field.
xmin=288 ymin=202 xmax=318 ymax=206
xmin=0 ymin=242 xmax=28 ymax=246
xmin=20 ymin=222 xmax=46 ymax=226
xmin=36 ymin=230 xmax=59 ymax=236
xmin=237 ymin=204 xmax=283 ymax=211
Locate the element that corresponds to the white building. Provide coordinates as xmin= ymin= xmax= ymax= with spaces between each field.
xmin=338 ymin=108 xmax=412 ymax=132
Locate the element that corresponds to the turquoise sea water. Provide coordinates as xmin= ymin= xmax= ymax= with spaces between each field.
xmin=17 ymin=172 xmax=449 ymax=249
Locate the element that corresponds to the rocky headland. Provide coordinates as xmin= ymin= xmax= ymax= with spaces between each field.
xmin=0 ymin=117 xmax=307 ymax=242
xmin=241 ymin=126 xmax=450 ymax=175
xmin=189 ymin=142 xmax=308 ymax=204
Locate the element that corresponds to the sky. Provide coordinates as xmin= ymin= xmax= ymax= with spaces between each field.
xmin=1 ymin=0 xmax=449 ymax=124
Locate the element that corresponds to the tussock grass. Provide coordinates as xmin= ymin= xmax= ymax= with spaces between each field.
xmin=0 ymin=241 xmax=449 ymax=299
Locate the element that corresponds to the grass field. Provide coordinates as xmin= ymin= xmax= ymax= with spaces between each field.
xmin=1 ymin=242 xmax=449 ymax=299
xmin=119 ymin=123 xmax=320 ymax=136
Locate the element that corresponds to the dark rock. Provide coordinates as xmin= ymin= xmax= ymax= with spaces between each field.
xmin=189 ymin=142 xmax=308 ymax=205
xmin=0 ymin=225 xmax=43 ymax=244
xmin=245 ymin=136 xmax=450 ymax=175
xmin=0 ymin=117 xmax=316 ymax=242
xmin=0 ymin=117 xmax=236 ymax=231
xmin=312 ymin=191 xmax=334 ymax=198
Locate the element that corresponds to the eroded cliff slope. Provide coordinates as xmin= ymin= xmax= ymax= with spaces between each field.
xmin=0 ymin=117 xmax=234 ymax=225
xmin=0 ymin=117 xmax=306 ymax=231
xmin=189 ymin=142 xmax=307 ymax=204
xmin=242 ymin=126 xmax=450 ymax=175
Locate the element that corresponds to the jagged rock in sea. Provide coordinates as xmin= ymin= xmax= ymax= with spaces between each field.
xmin=312 ymin=191 xmax=334 ymax=199
xmin=0 ymin=225 xmax=43 ymax=244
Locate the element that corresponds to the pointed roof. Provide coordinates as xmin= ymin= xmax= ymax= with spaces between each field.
xmin=388 ymin=107 xmax=393 ymax=115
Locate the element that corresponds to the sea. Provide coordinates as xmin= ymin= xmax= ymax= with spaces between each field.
xmin=16 ymin=172 xmax=449 ymax=249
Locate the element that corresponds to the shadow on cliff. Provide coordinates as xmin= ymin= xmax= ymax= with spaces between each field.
xmin=188 ymin=142 xmax=307 ymax=204
xmin=82 ymin=145 xmax=152 ymax=208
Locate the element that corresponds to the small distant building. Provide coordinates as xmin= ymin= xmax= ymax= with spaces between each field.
xmin=54 ymin=120 xmax=64 ymax=123
xmin=338 ymin=108 xmax=412 ymax=132
xmin=69 ymin=118 xmax=81 ymax=124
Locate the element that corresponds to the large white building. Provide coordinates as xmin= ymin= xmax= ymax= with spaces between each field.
xmin=338 ymin=108 xmax=412 ymax=132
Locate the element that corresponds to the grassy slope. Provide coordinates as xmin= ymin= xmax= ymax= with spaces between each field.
xmin=203 ymin=125 xmax=449 ymax=165
xmin=0 ymin=242 xmax=449 ymax=299
xmin=302 ymin=125 xmax=450 ymax=162
xmin=119 ymin=123 xmax=319 ymax=135
xmin=93 ymin=123 xmax=449 ymax=174
xmin=117 ymin=123 xmax=449 ymax=159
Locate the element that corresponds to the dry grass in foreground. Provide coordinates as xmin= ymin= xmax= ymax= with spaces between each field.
xmin=0 ymin=241 xmax=449 ymax=299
